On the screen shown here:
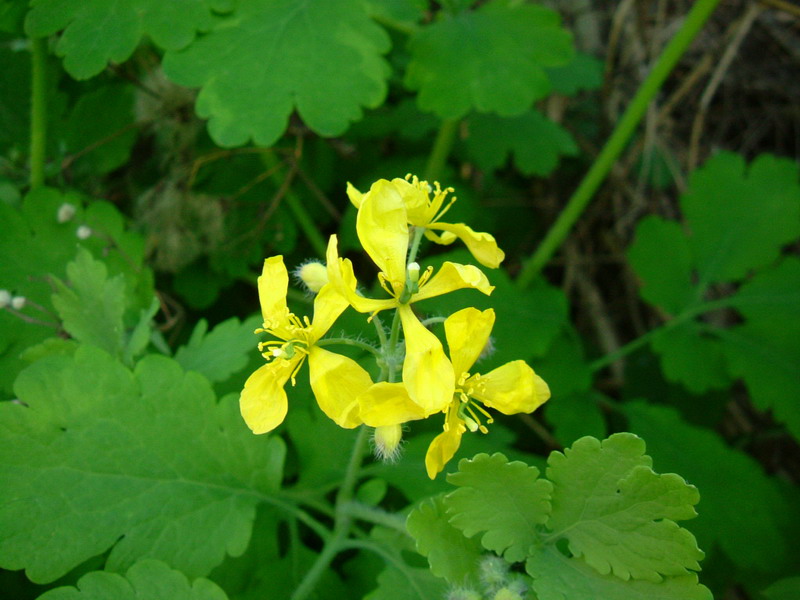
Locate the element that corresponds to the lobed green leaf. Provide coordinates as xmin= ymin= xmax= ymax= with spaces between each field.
xmin=162 ymin=0 xmax=390 ymax=147
xmin=546 ymin=434 xmax=702 ymax=582
xmin=25 ymin=0 xmax=229 ymax=79
xmin=445 ymin=453 xmax=552 ymax=563
xmin=38 ymin=559 xmax=228 ymax=600
xmin=405 ymin=0 xmax=574 ymax=119
xmin=465 ymin=110 xmax=578 ymax=176
xmin=624 ymin=402 xmax=800 ymax=574
xmin=0 ymin=346 xmax=285 ymax=583
xmin=406 ymin=496 xmax=483 ymax=585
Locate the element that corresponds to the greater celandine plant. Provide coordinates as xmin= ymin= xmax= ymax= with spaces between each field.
xmin=239 ymin=174 xmax=551 ymax=480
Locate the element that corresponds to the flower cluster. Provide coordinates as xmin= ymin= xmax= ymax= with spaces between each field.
xmin=240 ymin=175 xmax=550 ymax=478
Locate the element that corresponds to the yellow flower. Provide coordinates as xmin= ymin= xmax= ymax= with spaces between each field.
xmin=425 ymin=307 xmax=551 ymax=479
xmin=326 ymin=179 xmax=494 ymax=416
xmin=347 ymin=175 xmax=505 ymax=269
xmin=240 ymin=256 xmax=372 ymax=434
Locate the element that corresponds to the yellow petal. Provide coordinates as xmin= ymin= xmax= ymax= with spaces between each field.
xmin=426 ymin=222 xmax=505 ymax=269
xmin=356 ymin=179 xmax=409 ymax=292
xmin=358 ymin=382 xmax=426 ymax=427
xmin=399 ymin=305 xmax=454 ymax=415
xmin=424 ymin=407 xmax=466 ymax=479
xmin=389 ymin=177 xmax=430 ymax=225
xmin=258 ymin=256 xmax=289 ymax=326
xmin=413 ymin=261 xmax=494 ymax=302
xmin=239 ymin=358 xmax=296 ymax=434
xmin=307 ymin=346 xmax=369 ymax=428
xmin=309 ymin=283 xmax=349 ymax=343
xmin=473 ymin=361 xmax=551 ymax=415
xmin=326 ymin=234 xmax=398 ymax=316
xmin=444 ymin=307 xmax=495 ymax=376
xmin=346 ymin=182 xmax=364 ymax=209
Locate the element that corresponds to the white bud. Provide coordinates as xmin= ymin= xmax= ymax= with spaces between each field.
xmin=76 ymin=225 xmax=92 ymax=240
xmin=11 ymin=296 xmax=26 ymax=310
xmin=0 ymin=290 xmax=11 ymax=308
xmin=57 ymin=203 xmax=77 ymax=223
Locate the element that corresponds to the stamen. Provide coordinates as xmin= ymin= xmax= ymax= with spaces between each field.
xmin=465 ymin=404 xmax=489 ymax=434
xmin=417 ymin=266 xmax=434 ymax=288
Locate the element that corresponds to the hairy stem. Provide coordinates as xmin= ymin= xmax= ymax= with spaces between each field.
xmin=516 ymin=0 xmax=723 ymax=288
xmin=290 ymin=426 xmax=369 ymax=600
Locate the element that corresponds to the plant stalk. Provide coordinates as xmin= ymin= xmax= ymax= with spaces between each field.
xmin=29 ymin=36 xmax=47 ymax=190
xmin=516 ymin=0 xmax=723 ymax=288
xmin=290 ymin=426 xmax=369 ymax=600
xmin=424 ymin=119 xmax=459 ymax=182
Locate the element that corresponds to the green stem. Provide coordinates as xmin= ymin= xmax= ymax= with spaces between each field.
xmin=386 ymin=308 xmax=403 ymax=383
xmin=29 ymin=36 xmax=47 ymax=190
xmin=589 ymin=297 xmax=734 ymax=372
xmin=338 ymin=501 xmax=408 ymax=533
xmin=407 ymin=226 xmax=425 ymax=265
xmin=260 ymin=152 xmax=328 ymax=258
xmin=424 ymin=119 xmax=459 ymax=182
xmin=290 ymin=426 xmax=369 ymax=600
xmin=316 ymin=336 xmax=382 ymax=359
xmin=516 ymin=0 xmax=723 ymax=288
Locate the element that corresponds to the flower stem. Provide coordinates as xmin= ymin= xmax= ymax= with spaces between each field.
xmin=316 ymin=336 xmax=382 ymax=359
xmin=290 ymin=426 xmax=369 ymax=600
xmin=29 ymin=36 xmax=47 ymax=190
xmin=424 ymin=119 xmax=459 ymax=182
xmin=516 ymin=0 xmax=723 ymax=288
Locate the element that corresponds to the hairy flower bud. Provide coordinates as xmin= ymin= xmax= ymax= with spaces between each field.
xmin=446 ymin=588 xmax=481 ymax=600
xmin=373 ymin=424 xmax=403 ymax=462
xmin=295 ymin=261 xmax=329 ymax=293
xmin=11 ymin=296 xmax=26 ymax=310
xmin=76 ymin=225 xmax=92 ymax=240
xmin=0 ymin=290 xmax=11 ymax=308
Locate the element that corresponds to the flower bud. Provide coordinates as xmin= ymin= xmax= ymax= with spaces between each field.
xmin=493 ymin=587 xmax=523 ymax=600
xmin=11 ymin=296 xmax=26 ymax=310
xmin=373 ymin=424 xmax=403 ymax=462
xmin=57 ymin=203 xmax=77 ymax=223
xmin=407 ymin=261 xmax=420 ymax=284
xmin=76 ymin=225 xmax=92 ymax=240
xmin=446 ymin=588 xmax=481 ymax=600
xmin=295 ymin=261 xmax=329 ymax=293
xmin=479 ymin=556 xmax=509 ymax=591
xmin=0 ymin=290 xmax=11 ymax=308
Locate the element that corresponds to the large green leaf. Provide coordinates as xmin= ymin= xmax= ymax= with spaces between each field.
xmin=624 ymin=402 xmax=800 ymax=574
xmin=413 ymin=436 xmax=710 ymax=598
xmin=465 ymin=110 xmax=578 ymax=176
xmin=445 ymin=453 xmax=552 ymax=563
xmin=38 ymin=560 xmax=227 ymax=600
xmin=0 ymin=188 xmax=152 ymax=395
xmin=680 ymin=152 xmax=800 ymax=287
xmin=627 ymin=154 xmax=800 ymax=426
xmin=546 ymin=435 xmax=702 ymax=582
xmin=25 ymin=0 xmax=229 ymax=79
xmin=0 ymin=346 xmax=285 ymax=583
xmin=527 ymin=550 xmax=712 ymax=600
xmin=163 ymin=0 xmax=390 ymax=147
xmin=174 ymin=315 xmax=262 ymax=384
xmin=405 ymin=0 xmax=574 ymax=119
xmin=627 ymin=216 xmax=695 ymax=316
xmin=406 ymin=496 xmax=482 ymax=585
